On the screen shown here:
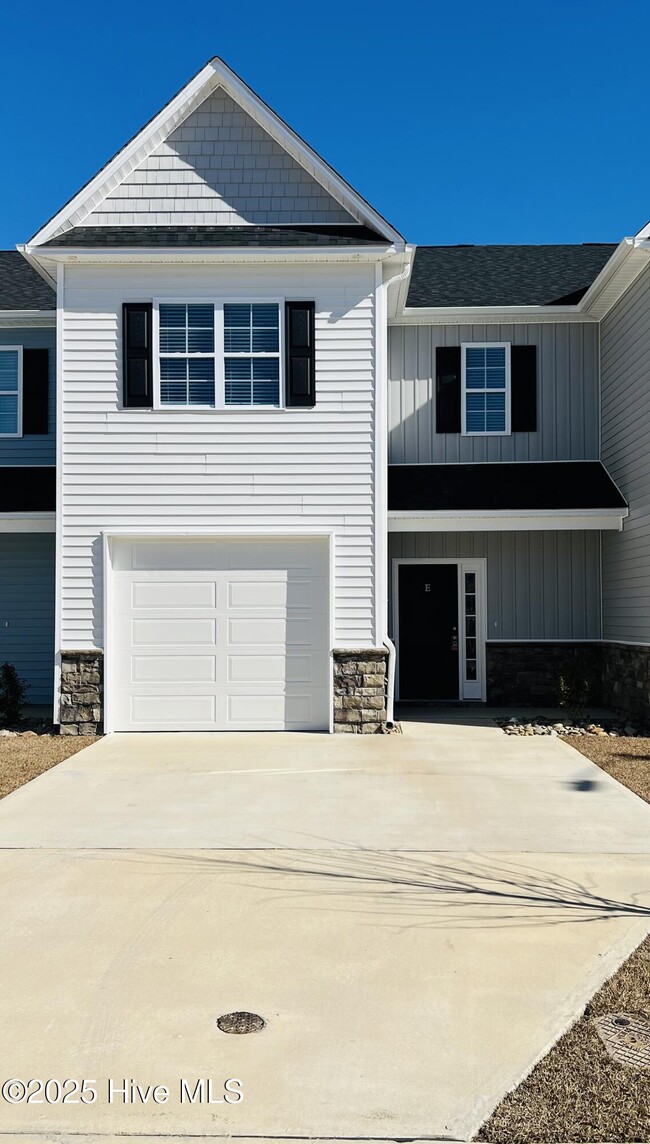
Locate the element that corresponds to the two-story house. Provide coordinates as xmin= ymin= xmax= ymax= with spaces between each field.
xmin=3 ymin=57 xmax=649 ymax=734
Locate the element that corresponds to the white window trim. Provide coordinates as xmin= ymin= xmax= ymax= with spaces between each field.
xmin=0 ymin=346 xmax=23 ymax=438
xmin=152 ymin=298 xmax=285 ymax=411
xmin=461 ymin=341 xmax=511 ymax=437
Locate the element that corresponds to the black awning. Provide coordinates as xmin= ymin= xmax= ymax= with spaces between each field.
xmin=388 ymin=462 xmax=627 ymax=513
xmin=0 ymin=467 xmax=56 ymax=512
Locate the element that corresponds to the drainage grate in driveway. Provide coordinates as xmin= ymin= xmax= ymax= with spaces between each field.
xmin=216 ymin=1011 xmax=266 ymax=1034
xmin=594 ymin=1012 xmax=650 ymax=1069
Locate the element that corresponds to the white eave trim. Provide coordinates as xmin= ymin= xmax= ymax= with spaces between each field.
xmin=388 ymin=508 xmax=628 ymax=532
xmin=579 ymin=238 xmax=650 ymax=319
xmin=392 ymin=304 xmax=595 ymax=326
xmin=0 ymin=310 xmax=56 ymax=328
xmin=21 ymin=245 xmax=396 ymax=266
xmin=26 ymin=58 xmax=404 ymax=249
xmin=0 ymin=512 xmax=56 ymax=533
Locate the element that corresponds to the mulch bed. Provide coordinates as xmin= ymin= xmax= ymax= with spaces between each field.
xmin=476 ymin=733 xmax=650 ymax=1143
xmin=0 ymin=732 xmax=98 ymax=800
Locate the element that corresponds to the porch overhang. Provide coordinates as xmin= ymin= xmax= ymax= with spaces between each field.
xmin=388 ymin=509 xmax=626 ymax=532
xmin=0 ymin=468 xmax=56 ymax=529
xmin=388 ymin=462 xmax=628 ymax=532
xmin=0 ymin=512 xmax=55 ymax=533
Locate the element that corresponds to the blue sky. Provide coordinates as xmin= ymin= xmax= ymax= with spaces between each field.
xmin=3 ymin=0 xmax=647 ymax=247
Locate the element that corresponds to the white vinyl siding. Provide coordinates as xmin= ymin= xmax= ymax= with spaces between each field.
xmin=0 ymin=348 xmax=22 ymax=437
xmin=389 ymin=321 xmax=599 ymax=463
xmin=60 ymin=262 xmax=376 ymax=650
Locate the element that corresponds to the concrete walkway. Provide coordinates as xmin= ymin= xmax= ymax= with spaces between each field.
xmin=0 ymin=712 xmax=648 ymax=1142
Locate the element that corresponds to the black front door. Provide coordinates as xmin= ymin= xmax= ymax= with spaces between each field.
xmin=398 ymin=563 xmax=459 ymax=701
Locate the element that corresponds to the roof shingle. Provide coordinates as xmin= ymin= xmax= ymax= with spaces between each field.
xmin=0 ymin=252 xmax=56 ymax=310
xmin=43 ymin=224 xmax=387 ymax=248
xmin=406 ymin=244 xmax=617 ymax=308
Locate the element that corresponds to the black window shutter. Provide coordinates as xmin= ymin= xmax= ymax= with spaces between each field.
xmin=435 ymin=346 xmax=461 ymax=433
xmin=22 ymin=348 xmax=49 ymax=434
xmin=511 ymin=345 xmax=537 ymax=432
xmin=123 ymin=303 xmax=153 ymax=408
xmin=285 ymin=301 xmax=315 ymax=407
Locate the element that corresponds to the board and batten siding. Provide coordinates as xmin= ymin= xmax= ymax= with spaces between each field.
xmin=601 ymin=262 xmax=650 ymax=642
xmin=389 ymin=531 xmax=601 ymax=640
xmin=388 ymin=322 xmax=599 ymax=463
xmin=0 ymin=533 xmax=55 ymax=703
xmin=79 ymin=91 xmax=355 ymax=229
xmin=0 ymin=327 xmax=55 ymax=465
xmin=60 ymin=262 xmax=376 ymax=650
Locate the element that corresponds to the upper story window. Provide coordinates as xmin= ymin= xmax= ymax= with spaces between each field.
xmin=156 ymin=301 xmax=281 ymax=409
xmin=0 ymin=348 xmax=22 ymax=438
xmin=461 ymin=343 xmax=511 ymax=435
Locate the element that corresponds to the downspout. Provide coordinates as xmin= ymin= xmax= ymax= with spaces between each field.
xmin=379 ymin=254 xmax=413 ymax=727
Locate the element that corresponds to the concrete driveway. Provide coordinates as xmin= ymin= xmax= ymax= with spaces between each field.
xmin=0 ymin=712 xmax=648 ymax=1142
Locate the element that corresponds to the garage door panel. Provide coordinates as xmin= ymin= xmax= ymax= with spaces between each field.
xmin=130 ymin=694 xmax=217 ymax=724
xmin=132 ymin=618 xmax=216 ymax=647
xmin=132 ymin=581 xmax=216 ymax=609
xmin=132 ymin=655 xmax=216 ymax=683
xmin=227 ymin=654 xmax=314 ymax=684
xmin=110 ymin=538 xmax=330 ymax=731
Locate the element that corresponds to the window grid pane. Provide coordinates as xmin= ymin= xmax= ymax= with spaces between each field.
xmin=464 ymin=572 xmax=478 ymax=683
xmin=0 ymin=351 xmax=19 ymax=393
xmin=464 ymin=345 xmax=507 ymax=432
xmin=223 ymin=303 xmax=280 ymax=406
xmin=0 ymin=394 xmax=18 ymax=434
xmin=160 ymin=358 xmax=215 ymax=406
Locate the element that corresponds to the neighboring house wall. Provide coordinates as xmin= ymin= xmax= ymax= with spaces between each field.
xmin=0 ymin=327 xmax=55 ymax=464
xmin=60 ymin=261 xmax=377 ymax=651
xmin=0 ymin=533 xmax=55 ymax=704
xmin=388 ymin=321 xmax=599 ymax=463
xmin=79 ymin=91 xmax=356 ymax=228
xmin=601 ymin=262 xmax=650 ymax=642
xmin=388 ymin=530 xmax=601 ymax=641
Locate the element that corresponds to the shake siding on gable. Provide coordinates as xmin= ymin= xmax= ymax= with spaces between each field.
xmin=388 ymin=322 xmax=599 ymax=462
xmin=79 ymin=91 xmax=356 ymax=228
xmin=60 ymin=262 xmax=376 ymax=649
xmin=601 ymin=263 xmax=650 ymax=642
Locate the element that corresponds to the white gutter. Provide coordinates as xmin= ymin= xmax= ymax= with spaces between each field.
xmin=377 ymin=254 xmax=413 ymax=725
xmin=21 ymin=245 xmax=398 ymax=267
xmin=388 ymin=508 xmax=628 ymax=532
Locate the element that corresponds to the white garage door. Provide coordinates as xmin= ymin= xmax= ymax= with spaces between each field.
xmin=109 ymin=538 xmax=330 ymax=731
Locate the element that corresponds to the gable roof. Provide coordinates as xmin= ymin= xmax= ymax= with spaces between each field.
xmin=42 ymin=224 xmax=387 ymax=248
xmin=28 ymin=58 xmax=403 ymax=248
xmin=406 ymin=244 xmax=617 ymax=308
xmin=0 ymin=252 xmax=56 ymax=310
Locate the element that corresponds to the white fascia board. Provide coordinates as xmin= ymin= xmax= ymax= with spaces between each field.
xmin=0 ymin=311 xmax=55 ymax=328
xmin=0 ymin=512 xmax=55 ymax=533
xmin=27 ymin=59 xmax=404 ymax=248
xmin=579 ymin=239 xmax=650 ymax=319
xmin=25 ymin=246 xmax=395 ymax=266
xmin=388 ymin=509 xmax=628 ymax=532
xmin=392 ymin=304 xmax=595 ymax=326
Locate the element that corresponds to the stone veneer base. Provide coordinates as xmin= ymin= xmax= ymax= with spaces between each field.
xmin=59 ymin=651 xmax=104 ymax=735
xmin=333 ymin=648 xmax=388 ymax=734
xmin=486 ymin=642 xmax=603 ymax=707
xmin=601 ymin=642 xmax=650 ymax=725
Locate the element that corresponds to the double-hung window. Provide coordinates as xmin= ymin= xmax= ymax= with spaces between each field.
xmin=461 ymin=342 xmax=510 ymax=435
xmin=0 ymin=347 xmax=22 ymax=437
xmin=156 ymin=302 xmax=281 ymax=409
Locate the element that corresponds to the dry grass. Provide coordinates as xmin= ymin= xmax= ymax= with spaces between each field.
xmin=0 ymin=735 xmax=98 ymax=799
xmin=476 ymin=734 xmax=650 ymax=1143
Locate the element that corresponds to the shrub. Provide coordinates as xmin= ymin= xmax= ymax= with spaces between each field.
xmin=0 ymin=662 xmax=29 ymax=726
xmin=558 ymin=655 xmax=593 ymax=723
